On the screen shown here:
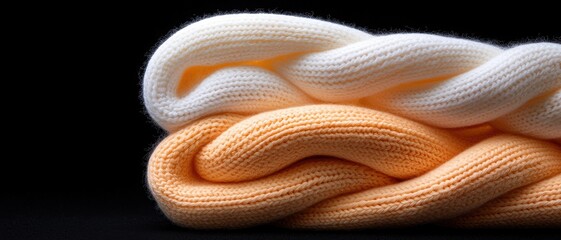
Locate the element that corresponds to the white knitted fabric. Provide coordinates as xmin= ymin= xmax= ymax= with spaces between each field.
xmin=143 ymin=13 xmax=561 ymax=138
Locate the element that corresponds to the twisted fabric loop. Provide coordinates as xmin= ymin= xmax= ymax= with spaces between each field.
xmin=147 ymin=105 xmax=561 ymax=228
xmin=143 ymin=14 xmax=561 ymax=139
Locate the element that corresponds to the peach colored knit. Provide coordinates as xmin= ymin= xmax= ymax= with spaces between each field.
xmin=147 ymin=105 xmax=561 ymax=229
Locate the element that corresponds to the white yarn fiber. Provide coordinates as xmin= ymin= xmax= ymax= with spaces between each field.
xmin=143 ymin=13 xmax=561 ymax=139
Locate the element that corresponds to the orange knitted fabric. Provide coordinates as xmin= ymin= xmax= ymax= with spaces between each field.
xmin=143 ymin=14 xmax=561 ymax=229
xmin=147 ymin=105 xmax=561 ymax=228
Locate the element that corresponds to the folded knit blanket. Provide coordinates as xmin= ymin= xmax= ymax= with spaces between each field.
xmin=143 ymin=13 xmax=561 ymax=229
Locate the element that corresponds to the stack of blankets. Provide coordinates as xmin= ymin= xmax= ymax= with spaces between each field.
xmin=142 ymin=14 xmax=561 ymax=229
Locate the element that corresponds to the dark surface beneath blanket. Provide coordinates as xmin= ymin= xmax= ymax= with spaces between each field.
xmin=4 ymin=196 xmax=561 ymax=240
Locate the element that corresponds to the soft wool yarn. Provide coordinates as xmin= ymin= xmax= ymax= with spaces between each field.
xmin=143 ymin=13 xmax=561 ymax=229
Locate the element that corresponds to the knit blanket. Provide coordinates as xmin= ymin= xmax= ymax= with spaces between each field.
xmin=142 ymin=14 xmax=561 ymax=229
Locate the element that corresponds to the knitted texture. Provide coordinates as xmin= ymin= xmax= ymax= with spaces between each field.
xmin=143 ymin=13 xmax=561 ymax=229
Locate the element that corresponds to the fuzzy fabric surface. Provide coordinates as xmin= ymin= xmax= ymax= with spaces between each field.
xmin=142 ymin=13 xmax=561 ymax=229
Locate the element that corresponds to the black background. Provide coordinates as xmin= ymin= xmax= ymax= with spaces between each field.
xmin=4 ymin=1 xmax=560 ymax=239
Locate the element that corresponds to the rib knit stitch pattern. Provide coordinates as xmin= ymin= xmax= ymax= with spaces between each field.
xmin=143 ymin=13 xmax=561 ymax=229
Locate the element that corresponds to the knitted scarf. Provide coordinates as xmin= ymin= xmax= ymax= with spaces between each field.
xmin=143 ymin=14 xmax=561 ymax=229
